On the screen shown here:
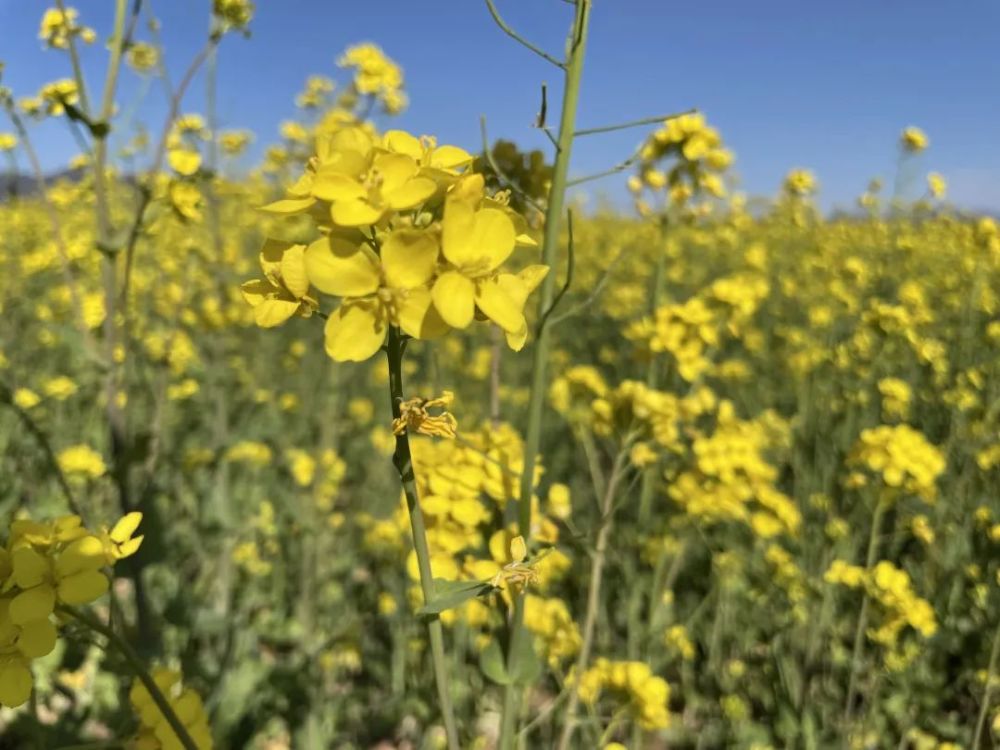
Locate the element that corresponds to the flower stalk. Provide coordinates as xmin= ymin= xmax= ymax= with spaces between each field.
xmin=385 ymin=326 xmax=461 ymax=750
xmin=59 ymin=606 xmax=199 ymax=750
xmin=844 ymin=498 xmax=888 ymax=726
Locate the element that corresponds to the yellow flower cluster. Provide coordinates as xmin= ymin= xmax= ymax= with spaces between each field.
xmin=20 ymin=78 xmax=79 ymax=118
xmin=765 ymin=544 xmax=808 ymax=618
xmin=574 ymin=658 xmax=671 ymax=730
xmin=0 ymin=513 xmax=143 ymax=706
xmin=295 ymin=75 xmax=336 ymax=110
xmin=629 ymin=112 xmax=732 ymax=212
xmin=0 ymin=133 xmax=17 ymax=152
xmin=523 ymin=594 xmax=581 ymax=667
xmin=627 ymin=296 xmax=718 ymax=381
xmin=826 ymin=560 xmax=937 ymax=645
xmin=670 ymin=402 xmax=799 ymax=538
xmin=246 ymin=126 xmax=546 ymax=361
xmin=847 ymin=424 xmax=945 ymax=501
xmin=783 ymin=168 xmax=817 ymax=197
xmin=626 ymin=273 xmax=767 ymax=382
xmin=900 ymin=126 xmax=929 ymax=153
xmin=219 ymin=129 xmax=253 ymax=156
xmin=38 ymin=7 xmax=96 ymax=49
xmin=224 ymin=440 xmax=273 ymax=466
xmin=878 ymin=377 xmax=912 ymax=420
xmin=130 ymin=667 xmax=213 ymax=749
xmin=212 ymin=0 xmax=254 ymax=31
xmin=663 ymin=624 xmax=696 ymax=661
xmin=126 ymin=42 xmax=160 ymax=73
xmin=57 ymin=444 xmax=107 ymax=480
xmin=337 ymin=43 xmax=407 ymax=114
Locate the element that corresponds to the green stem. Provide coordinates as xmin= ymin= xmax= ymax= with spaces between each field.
xmin=972 ymin=617 xmax=1000 ymax=748
xmin=385 ymin=327 xmax=460 ymax=750
xmin=55 ymin=0 xmax=93 ymax=116
xmin=843 ymin=499 xmax=888 ymax=730
xmin=497 ymin=6 xmax=592 ymax=746
xmin=59 ymin=606 xmax=199 ymax=750
xmin=557 ymin=440 xmax=633 ymax=750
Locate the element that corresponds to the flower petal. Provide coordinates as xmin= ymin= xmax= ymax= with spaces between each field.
xmin=253 ymin=297 xmax=301 ymax=327
xmin=398 ymin=286 xmax=450 ymax=340
xmin=330 ymin=198 xmax=384 ymax=227
xmin=374 ymin=153 xmax=418 ymax=194
xmin=441 ymin=199 xmax=478 ymax=267
xmin=504 ymin=323 xmax=528 ymax=351
xmin=279 ymin=243 xmax=310 ymax=299
xmin=258 ymin=197 xmax=316 ymax=215
xmin=110 ymin=512 xmax=143 ymax=544
xmin=324 ymin=300 xmax=387 ymax=362
xmin=0 ymin=660 xmax=33 ymax=707
xmin=304 ymin=237 xmax=380 ymax=297
xmin=430 ymin=145 xmax=474 ymax=171
xmin=57 ymin=570 xmax=109 ymax=605
xmin=384 ymin=177 xmax=437 ymax=211
xmin=312 ymin=171 xmax=366 ymax=202
xmin=381 ymin=229 xmax=439 ymax=289
xmin=473 ymin=208 xmax=516 ymax=271
xmin=432 ymin=271 xmax=476 ymax=329
xmin=475 ymin=276 xmax=525 ymax=333
xmin=167 ymin=148 xmax=201 ymax=176
xmin=18 ymin=619 xmax=56 ymax=658
xmin=10 ymin=585 xmax=55 ymax=625
xmin=383 ymin=130 xmax=422 ymax=159
xmin=11 ymin=549 xmax=47 ymax=589
xmin=56 ymin=536 xmax=105 ymax=577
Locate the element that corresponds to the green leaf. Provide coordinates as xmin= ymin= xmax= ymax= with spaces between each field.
xmin=479 ymin=639 xmax=511 ymax=685
xmin=508 ymin=626 xmax=542 ymax=684
xmin=415 ymin=578 xmax=493 ymax=616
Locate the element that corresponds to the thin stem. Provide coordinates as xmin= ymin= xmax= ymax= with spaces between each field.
xmin=55 ymin=0 xmax=93 ymax=116
xmin=843 ymin=499 xmax=888 ymax=728
xmin=480 ymin=116 xmax=545 ymax=215
xmin=483 ymin=0 xmax=565 ymax=68
xmin=59 ymin=606 xmax=199 ymax=750
xmin=557 ymin=440 xmax=634 ymax=750
xmin=0 ymin=381 xmax=82 ymax=516
xmin=972 ymin=618 xmax=1000 ymax=748
xmin=566 ymin=148 xmax=642 ymax=188
xmin=536 ymin=208 xmax=575 ymax=332
xmin=517 ymin=687 xmax=569 ymax=742
xmin=549 ymin=243 xmax=627 ymax=326
xmin=572 ymin=108 xmax=697 ymax=137
xmin=121 ymin=37 xmax=218 ymax=311
xmin=385 ymin=327 xmax=460 ymax=750
xmin=489 ymin=324 xmax=503 ymax=427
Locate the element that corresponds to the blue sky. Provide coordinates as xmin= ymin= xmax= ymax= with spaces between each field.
xmin=1 ymin=0 xmax=998 ymax=212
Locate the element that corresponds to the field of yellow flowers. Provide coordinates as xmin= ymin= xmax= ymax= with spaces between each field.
xmin=1 ymin=1 xmax=999 ymax=749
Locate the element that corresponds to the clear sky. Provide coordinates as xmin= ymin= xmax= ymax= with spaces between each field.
xmin=2 ymin=0 xmax=998 ymax=212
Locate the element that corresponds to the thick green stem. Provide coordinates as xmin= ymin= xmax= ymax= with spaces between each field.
xmin=972 ymin=618 xmax=1000 ymax=748
xmin=385 ymin=328 xmax=460 ymax=750
xmin=557 ymin=441 xmax=632 ymax=750
xmin=60 ymin=606 xmax=199 ymax=750
xmin=496 ymin=3 xmax=591 ymax=746
xmin=843 ymin=499 xmax=888 ymax=729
